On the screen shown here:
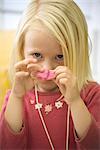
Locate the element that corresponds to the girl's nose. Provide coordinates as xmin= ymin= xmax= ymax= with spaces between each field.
xmin=42 ymin=61 xmax=54 ymax=70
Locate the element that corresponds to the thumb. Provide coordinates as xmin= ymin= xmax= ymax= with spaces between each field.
xmin=53 ymin=79 xmax=65 ymax=96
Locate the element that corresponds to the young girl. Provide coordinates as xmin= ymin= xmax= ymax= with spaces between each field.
xmin=0 ymin=0 xmax=100 ymax=149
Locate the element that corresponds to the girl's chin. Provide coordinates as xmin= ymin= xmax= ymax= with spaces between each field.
xmin=36 ymin=80 xmax=59 ymax=92
xmin=37 ymin=86 xmax=59 ymax=92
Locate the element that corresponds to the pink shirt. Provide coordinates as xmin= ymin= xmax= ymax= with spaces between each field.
xmin=0 ymin=82 xmax=100 ymax=150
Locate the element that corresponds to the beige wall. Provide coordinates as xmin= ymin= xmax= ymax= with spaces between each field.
xmin=0 ymin=30 xmax=15 ymax=68
xmin=0 ymin=30 xmax=15 ymax=111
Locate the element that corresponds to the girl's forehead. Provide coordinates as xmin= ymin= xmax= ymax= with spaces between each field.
xmin=24 ymin=27 xmax=61 ymax=53
xmin=25 ymin=20 xmax=58 ymax=43
xmin=27 ymin=21 xmax=53 ymax=37
xmin=25 ymin=24 xmax=56 ymax=42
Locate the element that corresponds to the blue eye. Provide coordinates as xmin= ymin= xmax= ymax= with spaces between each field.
xmin=56 ymin=54 xmax=63 ymax=61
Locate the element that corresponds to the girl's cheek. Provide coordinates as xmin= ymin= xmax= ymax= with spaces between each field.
xmin=26 ymin=55 xmax=34 ymax=59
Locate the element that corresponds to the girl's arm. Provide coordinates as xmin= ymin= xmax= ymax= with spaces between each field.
xmin=54 ymin=66 xmax=100 ymax=149
xmin=5 ymin=92 xmax=24 ymax=132
xmin=4 ymin=58 xmax=40 ymax=132
xmin=70 ymin=98 xmax=92 ymax=139
xmin=0 ymin=91 xmax=26 ymax=149
xmin=70 ymin=96 xmax=100 ymax=149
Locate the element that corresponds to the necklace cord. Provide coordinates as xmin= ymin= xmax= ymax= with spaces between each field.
xmin=35 ymin=85 xmax=70 ymax=150
xmin=35 ymin=85 xmax=55 ymax=150
xmin=66 ymin=106 xmax=70 ymax=150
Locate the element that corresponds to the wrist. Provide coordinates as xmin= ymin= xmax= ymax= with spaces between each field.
xmin=10 ymin=90 xmax=24 ymax=100
xmin=69 ymin=96 xmax=82 ymax=108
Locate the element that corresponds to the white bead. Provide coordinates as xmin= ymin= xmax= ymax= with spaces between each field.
xmin=55 ymin=101 xmax=63 ymax=109
xmin=30 ymin=99 xmax=34 ymax=104
xmin=35 ymin=103 xmax=43 ymax=109
xmin=45 ymin=104 xmax=52 ymax=114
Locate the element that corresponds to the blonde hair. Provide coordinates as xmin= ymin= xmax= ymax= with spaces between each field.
xmin=9 ymin=0 xmax=93 ymax=90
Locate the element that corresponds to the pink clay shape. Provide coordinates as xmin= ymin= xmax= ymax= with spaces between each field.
xmin=37 ymin=70 xmax=55 ymax=80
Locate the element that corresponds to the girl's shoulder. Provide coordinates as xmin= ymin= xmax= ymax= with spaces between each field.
xmin=80 ymin=81 xmax=100 ymax=104
xmin=83 ymin=81 xmax=100 ymax=92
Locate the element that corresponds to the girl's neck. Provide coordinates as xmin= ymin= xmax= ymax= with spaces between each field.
xmin=36 ymin=85 xmax=59 ymax=93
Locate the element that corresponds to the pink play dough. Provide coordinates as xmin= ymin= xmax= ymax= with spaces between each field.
xmin=37 ymin=70 xmax=55 ymax=80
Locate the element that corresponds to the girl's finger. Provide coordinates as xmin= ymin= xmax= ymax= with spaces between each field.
xmin=56 ymin=72 xmax=70 ymax=81
xmin=59 ymin=78 xmax=69 ymax=85
xmin=27 ymin=64 xmax=44 ymax=73
xmin=54 ymin=66 xmax=71 ymax=76
xmin=55 ymin=72 xmax=71 ymax=85
xmin=15 ymin=58 xmax=37 ymax=72
xmin=15 ymin=71 xmax=30 ymax=79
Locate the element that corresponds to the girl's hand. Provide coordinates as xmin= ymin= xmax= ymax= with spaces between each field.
xmin=12 ymin=58 xmax=42 ymax=98
xmin=54 ymin=66 xmax=80 ymax=105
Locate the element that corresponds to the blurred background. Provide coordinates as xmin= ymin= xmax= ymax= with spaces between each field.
xmin=0 ymin=0 xmax=100 ymax=82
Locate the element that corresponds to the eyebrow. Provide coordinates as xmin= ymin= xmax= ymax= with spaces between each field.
xmin=25 ymin=48 xmax=63 ymax=55
xmin=26 ymin=49 xmax=41 ymax=53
